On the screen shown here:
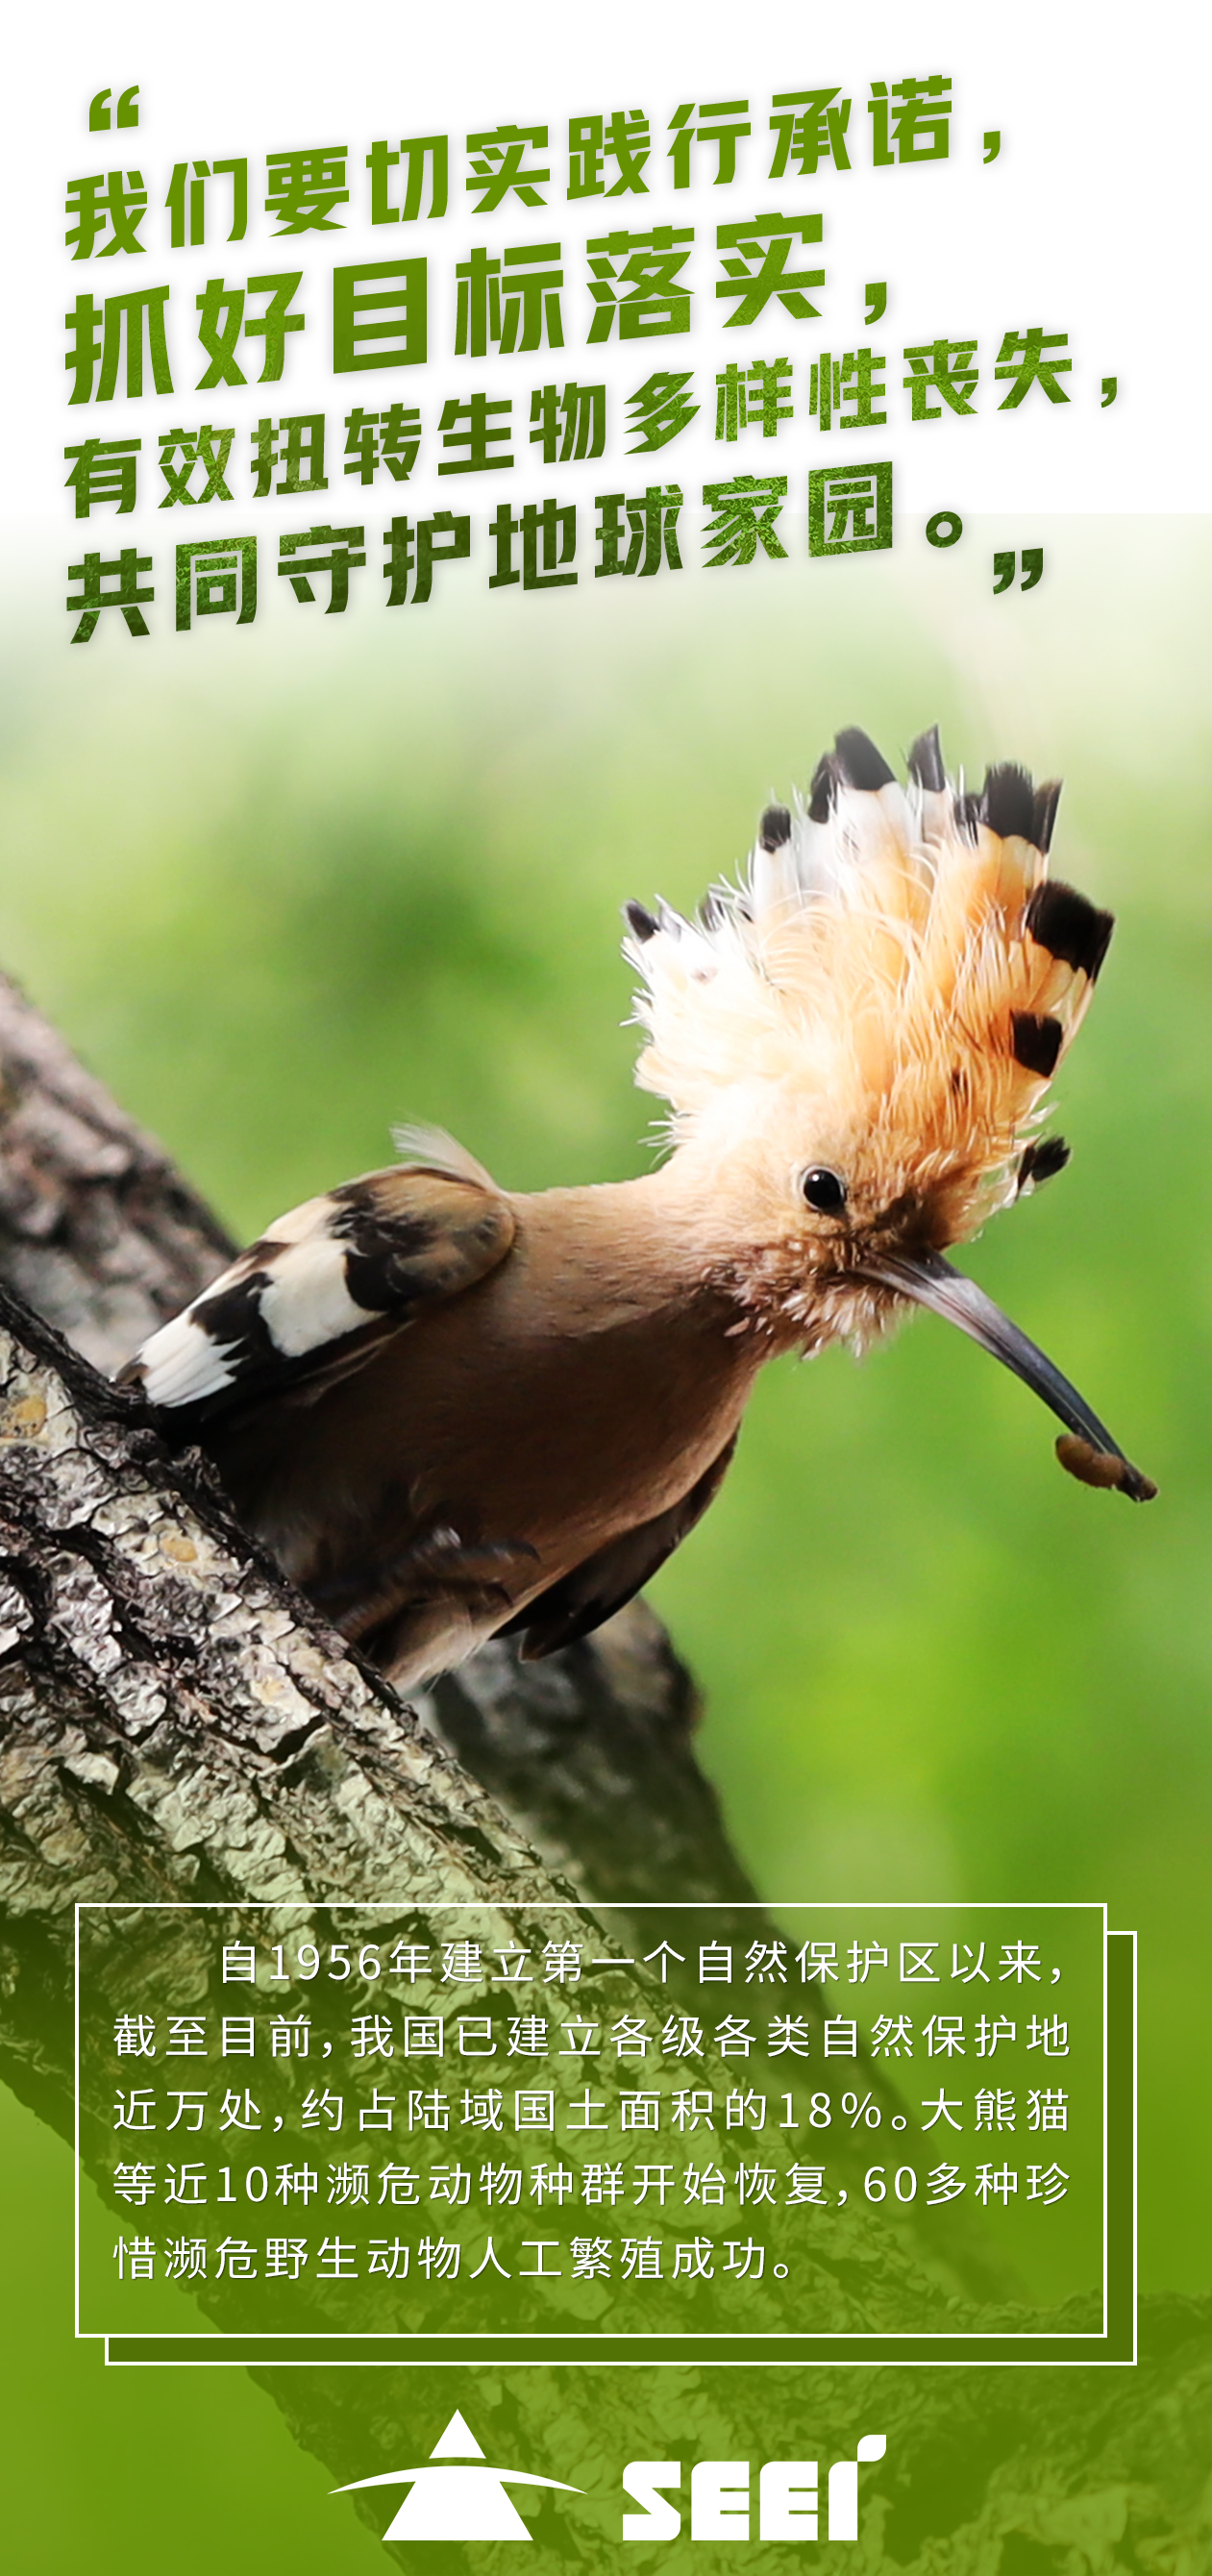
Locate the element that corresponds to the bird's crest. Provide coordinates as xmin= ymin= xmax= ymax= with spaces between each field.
xmin=625 ymin=725 xmax=1112 ymax=1244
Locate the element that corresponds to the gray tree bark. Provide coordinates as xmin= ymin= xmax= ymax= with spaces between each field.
xmin=0 ymin=968 xmax=1205 ymax=2574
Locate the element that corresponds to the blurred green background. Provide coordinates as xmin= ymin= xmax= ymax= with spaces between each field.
xmin=0 ymin=519 xmax=1208 ymax=2562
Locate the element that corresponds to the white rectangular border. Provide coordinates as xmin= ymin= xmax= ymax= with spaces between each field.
xmin=75 ymin=1898 xmax=1132 ymax=2367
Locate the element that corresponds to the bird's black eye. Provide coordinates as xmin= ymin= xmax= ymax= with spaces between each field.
xmin=802 ymin=1166 xmax=848 ymax=1215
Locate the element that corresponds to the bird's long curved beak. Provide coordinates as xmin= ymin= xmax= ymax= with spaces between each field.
xmin=861 ymin=1249 xmax=1156 ymax=1501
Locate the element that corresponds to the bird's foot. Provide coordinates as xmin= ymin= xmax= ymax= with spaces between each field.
xmin=309 ymin=1526 xmax=539 ymax=1645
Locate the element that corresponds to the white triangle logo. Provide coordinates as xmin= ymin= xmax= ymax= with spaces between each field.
xmin=333 ymin=2410 xmax=582 ymax=2542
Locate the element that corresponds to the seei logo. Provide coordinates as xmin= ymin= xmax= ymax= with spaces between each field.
xmin=622 ymin=2437 xmax=887 ymax=2544
xmin=333 ymin=2409 xmax=582 ymax=2541
xmin=332 ymin=2415 xmax=886 ymax=2547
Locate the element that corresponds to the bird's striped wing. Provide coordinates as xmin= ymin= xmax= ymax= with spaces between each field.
xmin=118 ymin=1151 xmax=515 ymax=1429
xmin=501 ymin=1434 xmax=738 ymax=1660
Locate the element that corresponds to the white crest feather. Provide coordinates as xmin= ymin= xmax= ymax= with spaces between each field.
xmin=624 ymin=727 xmax=1104 ymax=1245
xmin=391 ymin=1123 xmax=497 ymax=1189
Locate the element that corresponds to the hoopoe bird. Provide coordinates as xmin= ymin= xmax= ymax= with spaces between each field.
xmin=120 ymin=726 xmax=1154 ymax=1691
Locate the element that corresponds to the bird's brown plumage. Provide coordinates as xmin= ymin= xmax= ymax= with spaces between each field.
xmin=120 ymin=726 xmax=1153 ymax=1690
xmin=192 ymin=1166 xmax=769 ymax=1682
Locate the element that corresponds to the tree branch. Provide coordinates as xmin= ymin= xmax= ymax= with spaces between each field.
xmin=0 ymin=969 xmax=235 ymax=1369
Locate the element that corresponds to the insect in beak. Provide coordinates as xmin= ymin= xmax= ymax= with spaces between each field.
xmin=861 ymin=1248 xmax=1157 ymax=1502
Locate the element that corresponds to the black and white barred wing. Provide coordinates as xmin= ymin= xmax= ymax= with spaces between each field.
xmin=118 ymin=1142 xmax=515 ymax=1429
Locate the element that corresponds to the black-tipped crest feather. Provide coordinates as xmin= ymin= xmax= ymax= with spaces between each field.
xmin=1025 ymin=880 xmax=1114 ymax=980
xmin=1031 ymin=780 xmax=1062 ymax=854
xmin=759 ymin=803 xmax=792 ymax=851
xmin=1017 ymin=1135 xmax=1072 ymax=1195
xmin=981 ymin=763 xmax=1038 ymax=845
xmin=1011 ymin=1012 xmax=1064 ymax=1077
xmin=954 ymin=790 xmax=982 ymax=843
xmin=808 ymin=752 xmax=837 ymax=823
xmin=907 ymin=725 xmax=945 ymax=791
xmin=834 ymin=727 xmax=897 ymax=791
